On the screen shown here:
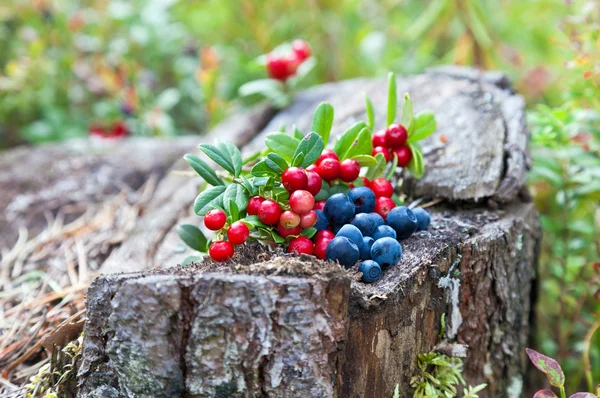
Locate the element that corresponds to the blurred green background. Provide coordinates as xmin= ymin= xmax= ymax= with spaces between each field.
xmin=1 ymin=0 xmax=599 ymax=392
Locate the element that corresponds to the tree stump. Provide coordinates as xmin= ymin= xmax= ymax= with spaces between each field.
xmin=71 ymin=67 xmax=537 ymax=397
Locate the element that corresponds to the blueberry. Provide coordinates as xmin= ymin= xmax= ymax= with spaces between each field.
xmin=370 ymin=237 xmax=402 ymax=269
xmin=372 ymin=225 xmax=397 ymax=240
xmin=359 ymin=237 xmax=374 ymax=260
xmin=368 ymin=212 xmax=385 ymax=229
xmin=332 ymin=224 xmax=343 ymax=234
xmin=336 ymin=224 xmax=364 ymax=250
xmin=324 ymin=193 xmax=355 ymax=225
xmin=348 ymin=187 xmax=376 ymax=213
xmin=358 ymin=260 xmax=382 ymax=283
xmin=386 ymin=206 xmax=418 ymax=240
xmin=314 ymin=210 xmax=329 ymax=231
xmin=326 ymin=237 xmax=360 ymax=268
xmin=351 ymin=213 xmax=377 ymax=237
xmin=412 ymin=207 xmax=431 ymax=231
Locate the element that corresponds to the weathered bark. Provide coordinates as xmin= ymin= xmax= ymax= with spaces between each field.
xmin=78 ymin=203 xmax=539 ymax=398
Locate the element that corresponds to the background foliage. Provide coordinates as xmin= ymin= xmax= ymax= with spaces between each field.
xmin=1 ymin=0 xmax=599 ymax=392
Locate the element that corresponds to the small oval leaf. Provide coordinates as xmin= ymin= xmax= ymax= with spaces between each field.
xmin=177 ymin=224 xmax=208 ymax=252
xmin=526 ymin=348 xmax=566 ymax=388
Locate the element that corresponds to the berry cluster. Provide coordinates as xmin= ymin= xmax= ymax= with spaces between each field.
xmin=89 ymin=121 xmax=128 ymax=140
xmin=372 ymin=124 xmax=412 ymax=167
xmin=266 ymin=40 xmax=311 ymax=81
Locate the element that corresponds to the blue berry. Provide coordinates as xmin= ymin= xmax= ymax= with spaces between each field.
xmin=336 ymin=224 xmax=364 ymax=250
xmin=372 ymin=225 xmax=397 ymax=240
xmin=314 ymin=210 xmax=329 ymax=231
xmin=386 ymin=206 xmax=418 ymax=240
xmin=359 ymin=236 xmax=374 ymax=260
xmin=370 ymin=237 xmax=402 ymax=269
xmin=348 ymin=187 xmax=376 ymax=213
xmin=351 ymin=213 xmax=377 ymax=237
xmin=332 ymin=224 xmax=343 ymax=234
xmin=412 ymin=207 xmax=431 ymax=231
xmin=368 ymin=212 xmax=385 ymax=229
xmin=326 ymin=237 xmax=360 ymax=268
xmin=358 ymin=260 xmax=382 ymax=283
xmin=324 ymin=193 xmax=355 ymax=226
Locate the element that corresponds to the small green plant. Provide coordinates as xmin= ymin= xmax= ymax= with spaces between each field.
xmin=409 ymin=352 xmax=486 ymax=398
xmin=527 ymin=348 xmax=600 ymax=398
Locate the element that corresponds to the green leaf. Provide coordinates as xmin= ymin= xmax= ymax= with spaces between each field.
xmin=343 ymin=127 xmax=372 ymax=159
xmin=177 ymin=224 xmax=208 ymax=252
xmin=407 ymin=144 xmax=425 ymax=178
xmin=242 ymin=215 xmax=268 ymax=229
xmin=400 ymin=93 xmax=414 ymax=131
xmin=293 ymin=132 xmax=325 ymax=168
xmin=242 ymin=150 xmax=262 ymax=165
xmin=365 ymin=94 xmax=375 ymax=132
xmin=366 ymin=153 xmax=387 ymax=180
xmin=301 ymin=228 xmax=317 ymax=238
xmin=406 ymin=0 xmax=450 ymax=41
xmin=352 ymin=155 xmax=378 ymax=166
xmin=387 ymin=72 xmax=397 ymax=126
xmin=252 ymin=160 xmax=279 ymax=177
xmin=265 ymin=132 xmax=300 ymax=162
xmin=333 ymin=121 xmax=368 ymax=159
xmin=314 ymin=184 xmax=330 ymax=201
xmin=198 ymin=143 xmax=235 ymax=175
xmin=180 ymin=255 xmax=204 ymax=267
xmin=329 ymin=184 xmax=350 ymax=195
xmin=409 ymin=111 xmax=437 ymax=142
xmin=218 ymin=141 xmax=243 ymax=177
xmin=311 ymin=102 xmax=334 ymax=145
xmin=385 ymin=150 xmax=399 ymax=180
xmin=291 ymin=151 xmax=305 ymax=167
xmin=293 ymin=125 xmax=304 ymax=140
xmin=194 ymin=185 xmax=227 ymax=216
xmin=240 ymin=176 xmax=257 ymax=196
xmin=223 ymin=183 xmax=249 ymax=216
xmin=252 ymin=177 xmax=272 ymax=187
xmin=228 ymin=200 xmax=240 ymax=222
xmin=183 ymin=154 xmax=224 ymax=186
xmin=526 ymin=349 xmax=565 ymax=389
xmin=238 ymin=79 xmax=289 ymax=107
xmin=272 ymin=187 xmax=289 ymax=202
xmin=466 ymin=0 xmax=493 ymax=49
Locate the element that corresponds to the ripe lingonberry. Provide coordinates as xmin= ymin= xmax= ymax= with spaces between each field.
xmin=314 ymin=200 xmax=326 ymax=211
xmin=258 ymin=200 xmax=281 ymax=225
xmin=372 ymin=146 xmax=391 ymax=162
xmin=209 ymin=241 xmax=234 ymax=262
xmin=292 ymin=39 xmax=311 ymax=62
xmin=247 ymin=196 xmax=265 ymax=215
xmin=372 ymin=130 xmax=387 ymax=147
xmin=289 ymin=190 xmax=315 ymax=215
xmin=266 ymin=54 xmax=291 ymax=81
xmin=306 ymin=171 xmax=323 ymax=196
xmin=385 ymin=124 xmax=408 ymax=148
xmin=306 ymin=164 xmax=318 ymax=172
xmin=314 ymin=230 xmax=335 ymax=242
xmin=288 ymin=236 xmax=313 ymax=255
xmin=204 ymin=209 xmax=226 ymax=230
xmin=317 ymin=158 xmax=340 ymax=181
xmin=227 ymin=221 xmax=250 ymax=245
xmin=316 ymin=149 xmax=339 ymax=165
xmin=280 ymin=210 xmax=301 ymax=229
xmin=375 ymin=197 xmax=396 ymax=220
xmin=299 ymin=210 xmax=318 ymax=228
xmin=282 ymin=167 xmax=308 ymax=192
xmin=314 ymin=238 xmax=331 ymax=260
xmin=278 ymin=223 xmax=302 ymax=238
xmin=339 ymin=159 xmax=360 ymax=182
xmin=361 ymin=177 xmax=371 ymax=188
xmin=370 ymin=178 xmax=394 ymax=198
xmin=393 ymin=146 xmax=412 ymax=167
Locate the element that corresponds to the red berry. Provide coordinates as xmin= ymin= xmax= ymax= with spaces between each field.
xmin=288 ymin=236 xmax=313 ymax=255
xmin=284 ymin=53 xmax=300 ymax=75
xmin=289 ymin=190 xmax=315 ymax=215
xmin=299 ymin=210 xmax=317 ymax=228
xmin=306 ymin=164 xmax=318 ymax=172
xmin=372 ymin=146 xmax=391 ymax=162
xmin=314 ymin=200 xmax=326 ymax=211
xmin=361 ymin=177 xmax=371 ymax=188
xmin=278 ymin=223 xmax=302 ymax=238
xmin=282 ymin=167 xmax=308 ymax=192
xmin=316 ymin=149 xmax=339 ymax=165
xmin=292 ymin=39 xmax=311 ymax=62
xmin=209 ymin=241 xmax=234 ymax=262
xmin=372 ymin=130 xmax=387 ymax=147
xmin=370 ymin=178 xmax=394 ymax=198
xmin=339 ymin=159 xmax=361 ymax=182
xmin=227 ymin=221 xmax=250 ymax=245
xmin=247 ymin=196 xmax=265 ymax=215
xmin=314 ymin=230 xmax=335 ymax=242
xmin=259 ymin=200 xmax=281 ymax=225
xmin=204 ymin=209 xmax=226 ymax=230
xmin=375 ymin=197 xmax=396 ymax=220
xmin=385 ymin=124 xmax=408 ymax=149
xmin=314 ymin=238 xmax=331 ymax=259
xmin=306 ymin=171 xmax=323 ymax=195
xmin=393 ymin=146 xmax=412 ymax=167
xmin=317 ymin=158 xmax=340 ymax=181
xmin=266 ymin=54 xmax=290 ymax=81
xmin=280 ymin=210 xmax=301 ymax=229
